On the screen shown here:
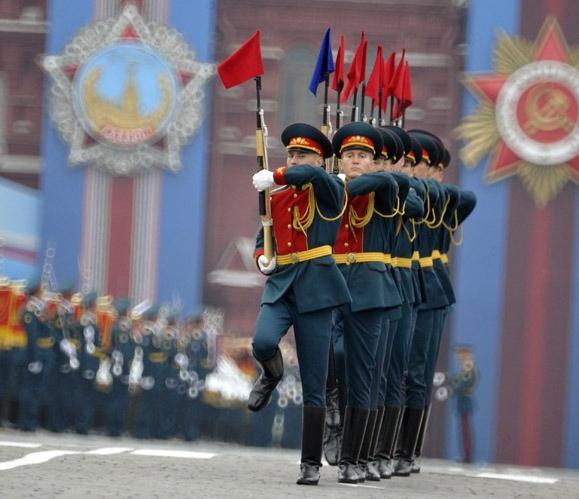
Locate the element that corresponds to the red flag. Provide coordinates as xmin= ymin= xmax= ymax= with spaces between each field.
xmin=341 ymin=33 xmax=367 ymax=103
xmin=364 ymin=45 xmax=383 ymax=107
xmin=392 ymin=62 xmax=413 ymax=119
xmin=217 ymin=31 xmax=264 ymax=89
xmin=389 ymin=49 xmax=406 ymax=97
xmin=331 ymin=35 xmax=345 ymax=91
xmin=402 ymin=61 xmax=413 ymax=107
xmin=380 ymin=51 xmax=396 ymax=111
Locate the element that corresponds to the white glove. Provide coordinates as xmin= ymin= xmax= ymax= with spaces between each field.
xmin=258 ymin=255 xmax=277 ymax=274
xmin=252 ymin=170 xmax=275 ymax=191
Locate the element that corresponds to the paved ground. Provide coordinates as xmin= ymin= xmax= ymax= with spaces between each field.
xmin=0 ymin=428 xmax=578 ymax=498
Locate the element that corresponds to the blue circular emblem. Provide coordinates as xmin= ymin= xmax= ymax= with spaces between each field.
xmin=73 ymin=43 xmax=181 ymax=147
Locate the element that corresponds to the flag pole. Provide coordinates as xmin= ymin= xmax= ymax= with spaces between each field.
xmin=334 ymin=80 xmax=344 ymax=174
xmin=254 ymin=76 xmax=274 ymax=262
xmin=350 ymin=88 xmax=358 ymax=122
xmin=321 ymin=72 xmax=333 ymax=173
xmin=360 ymin=83 xmax=367 ymax=122
xmin=378 ymin=87 xmax=384 ymax=126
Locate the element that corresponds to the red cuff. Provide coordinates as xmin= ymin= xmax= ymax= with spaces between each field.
xmin=273 ymin=166 xmax=287 ymax=185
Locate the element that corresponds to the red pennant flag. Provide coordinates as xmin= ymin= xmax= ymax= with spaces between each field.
xmin=217 ymin=31 xmax=264 ymax=89
xmin=380 ymin=51 xmax=396 ymax=111
xmin=402 ymin=61 xmax=413 ymax=107
xmin=364 ymin=45 xmax=383 ymax=107
xmin=331 ymin=35 xmax=345 ymax=91
xmin=392 ymin=61 xmax=413 ymax=119
xmin=341 ymin=33 xmax=367 ymax=103
xmin=389 ymin=49 xmax=406 ymax=97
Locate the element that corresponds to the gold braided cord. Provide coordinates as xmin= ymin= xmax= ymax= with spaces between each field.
xmin=315 ymin=181 xmax=349 ymax=222
xmin=350 ymin=192 xmax=375 ymax=228
xmin=373 ymin=193 xmax=398 ymax=218
xmin=397 ymin=198 xmax=406 ymax=216
xmin=442 ymin=209 xmax=459 ymax=232
xmin=421 ymin=183 xmax=435 ymax=224
xmin=449 ymin=224 xmax=464 ymax=246
xmin=292 ymin=184 xmax=315 ymax=237
xmin=403 ymin=219 xmax=417 ymax=242
xmin=395 ymin=216 xmax=403 ymax=235
xmin=426 ymin=195 xmax=451 ymax=229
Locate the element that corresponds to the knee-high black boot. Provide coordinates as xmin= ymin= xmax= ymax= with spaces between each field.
xmin=247 ymin=348 xmax=283 ymax=412
xmin=297 ymin=406 xmax=326 ymax=485
xmin=375 ymin=405 xmax=402 ymax=479
xmin=365 ymin=406 xmax=385 ymax=481
xmin=412 ymin=404 xmax=430 ymax=473
xmin=357 ymin=409 xmax=378 ymax=482
xmin=338 ymin=406 xmax=369 ymax=484
xmin=323 ymin=344 xmax=341 ymax=466
xmin=393 ymin=407 xmax=423 ymax=476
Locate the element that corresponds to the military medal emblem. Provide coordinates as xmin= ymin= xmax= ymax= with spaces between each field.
xmin=457 ymin=18 xmax=579 ymax=206
xmin=42 ymin=5 xmax=214 ymax=175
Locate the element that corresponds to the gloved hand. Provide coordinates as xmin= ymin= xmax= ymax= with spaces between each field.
xmin=252 ymin=170 xmax=275 ymax=191
xmin=257 ymin=255 xmax=277 ymax=275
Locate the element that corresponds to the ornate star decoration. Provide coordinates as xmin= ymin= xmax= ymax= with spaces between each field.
xmin=42 ymin=5 xmax=214 ymax=175
xmin=457 ymin=18 xmax=579 ymax=207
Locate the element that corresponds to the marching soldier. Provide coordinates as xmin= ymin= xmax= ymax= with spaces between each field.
xmin=134 ymin=305 xmax=158 ymax=438
xmin=249 ymin=122 xmax=351 ymax=485
xmin=373 ymin=128 xmax=426 ymax=479
xmin=177 ymin=311 xmax=208 ymax=441
xmin=17 ymin=280 xmax=53 ymax=431
xmin=47 ymin=284 xmax=78 ymax=432
xmin=393 ymin=131 xmax=448 ymax=475
xmin=105 ymin=297 xmax=134 ymax=437
xmin=158 ymin=311 xmax=181 ymax=439
xmin=329 ymin=122 xmax=400 ymax=484
xmin=359 ymin=127 xmax=408 ymax=482
xmin=74 ymin=292 xmax=103 ymax=434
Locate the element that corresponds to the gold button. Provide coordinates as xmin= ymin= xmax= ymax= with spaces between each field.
xmin=345 ymin=224 xmax=349 ymax=228
xmin=293 ymin=193 xmax=298 ymax=198
xmin=287 ymin=242 xmax=292 ymax=246
xmin=346 ymin=253 xmax=356 ymax=264
xmin=287 ymin=224 xmax=292 ymax=229
xmin=287 ymin=207 xmax=291 ymax=212
xmin=344 ymin=242 xmax=349 ymax=247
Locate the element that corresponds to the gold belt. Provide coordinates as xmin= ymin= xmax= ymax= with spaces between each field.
xmin=277 ymin=245 xmax=332 ymax=265
xmin=419 ymin=257 xmax=434 ymax=268
xmin=333 ymin=252 xmax=385 ymax=265
xmin=383 ymin=253 xmax=392 ymax=265
xmin=393 ymin=257 xmax=413 ymax=268
xmin=149 ymin=352 xmax=168 ymax=363
xmin=411 ymin=251 xmax=420 ymax=261
xmin=36 ymin=337 xmax=55 ymax=349
xmin=431 ymin=250 xmax=449 ymax=264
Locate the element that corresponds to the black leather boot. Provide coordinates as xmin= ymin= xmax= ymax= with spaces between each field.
xmin=358 ymin=409 xmax=378 ymax=482
xmin=375 ymin=405 xmax=402 ymax=479
xmin=393 ymin=407 xmax=423 ymax=476
xmin=365 ymin=406 xmax=385 ymax=481
xmin=297 ymin=406 xmax=326 ymax=485
xmin=247 ymin=348 xmax=283 ymax=412
xmin=323 ymin=386 xmax=342 ymax=466
xmin=412 ymin=405 xmax=430 ymax=473
xmin=338 ymin=407 xmax=369 ymax=484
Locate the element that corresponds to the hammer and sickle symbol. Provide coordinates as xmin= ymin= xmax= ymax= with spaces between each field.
xmin=524 ymin=84 xmax=575 ymax=135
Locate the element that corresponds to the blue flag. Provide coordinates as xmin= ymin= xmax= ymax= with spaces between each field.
xmin=308 ymin=28 xmax=335 ymax=96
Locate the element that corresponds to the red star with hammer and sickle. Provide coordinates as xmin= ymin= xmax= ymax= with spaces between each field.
xmin=464 ymin=19 xmax=579 ymax=181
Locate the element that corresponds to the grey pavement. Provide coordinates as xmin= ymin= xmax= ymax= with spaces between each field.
xmin=0 ymin=428 xmax=578 ymax=499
